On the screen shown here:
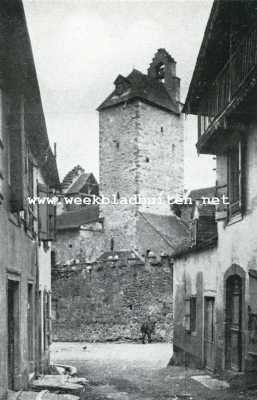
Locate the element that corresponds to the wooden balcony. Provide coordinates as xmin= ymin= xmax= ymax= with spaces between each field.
xmin=198 ymin=23 xmax=257 ymax=148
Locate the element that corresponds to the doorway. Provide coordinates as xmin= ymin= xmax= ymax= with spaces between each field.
xmin=7 ymin=279 xmax=20 ymax=389
xmin=226 ymin=274 xmax=242 ymax=371
xmin=204 ymin=296 xmax=215 ymax=370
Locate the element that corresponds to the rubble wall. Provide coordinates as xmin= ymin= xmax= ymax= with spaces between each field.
xmin=52 ymin=258 xmax=173 ymax=342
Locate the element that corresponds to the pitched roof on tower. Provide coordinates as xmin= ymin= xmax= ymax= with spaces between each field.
xmin=98 ymin=69 xmax=179 ymax=114
xmin=98 ymin=49 xmax=181 ymax=114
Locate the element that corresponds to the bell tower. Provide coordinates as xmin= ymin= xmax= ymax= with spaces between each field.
xmin=98 ymin=49 xmax=184 ymax=254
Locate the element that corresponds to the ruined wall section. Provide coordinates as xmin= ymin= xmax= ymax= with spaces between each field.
xmin=52 ymin=257 xmax=173 ymax=342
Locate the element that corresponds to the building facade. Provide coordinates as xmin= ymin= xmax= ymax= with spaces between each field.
xmin=0 ymin=2 xmax=59 ymax=398
xmin=173 ymin=0 xmax=257 ymax=373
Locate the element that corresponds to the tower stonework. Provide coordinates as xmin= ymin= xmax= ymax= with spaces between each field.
xmin=98 ymin=49 xmax=184 ymax=255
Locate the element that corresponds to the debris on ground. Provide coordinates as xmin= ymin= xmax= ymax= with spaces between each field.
xmin=48 ymin=364 xmax=77 ymax=377
xmin=8 ymin=390 xmax=79 ymax=400
xmin=31 ymin=375 xmax=87 ymax=396
xmin=191 ymin=375 xmax=230 ymax=390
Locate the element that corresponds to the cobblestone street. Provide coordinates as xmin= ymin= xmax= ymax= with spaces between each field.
xmin=51 ymin=343 xmax=257 ymax=400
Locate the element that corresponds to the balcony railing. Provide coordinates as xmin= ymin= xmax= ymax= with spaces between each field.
xmin=199 ymin=22 xmax=257 ymax=136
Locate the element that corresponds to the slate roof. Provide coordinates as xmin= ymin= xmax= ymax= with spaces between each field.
xmin=173 ymin=186 xmax=218 ymax=258
xmin=61 ymin=165 xmax=85 ymax=192
xmin=66 ymin=173 xmax=94 ymax=194
xmin=98 ymin=69 xmax=179 ymax=114
xmin=137 ymin=212 xmax=191 ymax=254
xmin=56 ymin=205 xmax=100 ymax=230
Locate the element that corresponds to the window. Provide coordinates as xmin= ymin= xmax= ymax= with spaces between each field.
xmin=145 ymin=157 xmax=150 ymax=163
xmin=227 ymin=141 xmax=246 ymax=218
xmin=37 ymin=183 xmax=56 ymax=241
xmin=116 ymin=141 xmax=120 ymax=150
xmin=185 ymin=296 xmax=197 ymax=333
xmin=156 ymin=62 xmax=165 ymax=82
xmin=51 ymin=250 xmax=56 ymax=268
xmin=26 ymin=152 xmax=35 ymax=232
xmin=8 ymin=94 xmax=25 ymax=212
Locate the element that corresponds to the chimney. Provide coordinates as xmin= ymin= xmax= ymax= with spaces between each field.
xmin=148 ymin=48 xmax=180 ymax=103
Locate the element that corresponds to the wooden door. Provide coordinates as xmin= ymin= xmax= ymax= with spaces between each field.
xmin=226 ymin=275 xmax=242 ymax=371
xmin=204 ymin=297 xmax=215 ymax=370
xmin=7 ymin=280 xmax=20 ymax=389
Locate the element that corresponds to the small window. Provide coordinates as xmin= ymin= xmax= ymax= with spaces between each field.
xmin=116 ymin=141 xmax=120 ymax=150
xmin=145 ymin=157 xmax=150 ymax=163
xmin=51 ymin=250 xmax=56 ymax=267
xmin=172 ymin=144 xmax=176 ymax=154
xmin=156 ymin=62 xmax=165 ymax=82
xmin=160 ymin=126 xmax=164 ymax=133
xmin=116 ymin=192 xmax=120 ymax=200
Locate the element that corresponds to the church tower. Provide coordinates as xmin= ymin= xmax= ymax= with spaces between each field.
xmin=98 ymin=49 xmax=184 ymax=255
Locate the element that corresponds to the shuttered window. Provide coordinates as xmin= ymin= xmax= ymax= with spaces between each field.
xmin=8 ymin=94 xmax=25 ymax=212
xmin=227 ymin=140 xmax=246 ymax=218
xmin=26 ymin=151 xmax=35 ymax=233
xmin=185 ymin=296 xmax=197 ymax=333
xmin=37 ymin=182 xmax=56 ymax=241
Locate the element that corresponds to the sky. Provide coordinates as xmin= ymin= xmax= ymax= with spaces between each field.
xmin=23 ymin=0 xmax=215 ymax=190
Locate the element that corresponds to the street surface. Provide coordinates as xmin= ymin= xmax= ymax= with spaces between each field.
xmin=51 ymin=342 xmax=257 ymax=400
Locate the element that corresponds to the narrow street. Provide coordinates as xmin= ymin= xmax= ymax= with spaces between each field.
xmin=51 ymin=342 xmax=257 ymax=400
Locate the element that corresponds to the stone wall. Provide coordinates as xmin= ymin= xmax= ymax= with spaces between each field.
xmin=137 ymin=101 xmax=184 ymax=215
xmin=52 ymin=257 xmax=173 ymax=342
xmin=52 ymin=222 xmax=105 ymax=265
xmin=99 ymin=104 xmax=139 ymax=251
xmin=99 ymin=99 xmax=184 ymax=253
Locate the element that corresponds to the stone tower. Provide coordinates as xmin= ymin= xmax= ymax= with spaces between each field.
xmin=98 ymin=49 xmax=184 ymax=255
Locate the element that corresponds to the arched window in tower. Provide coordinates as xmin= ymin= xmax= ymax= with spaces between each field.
xmin=156 ymin=62 xmax=165 ymax=82
xmin=116 ymin=192 xmax=120 ymax=201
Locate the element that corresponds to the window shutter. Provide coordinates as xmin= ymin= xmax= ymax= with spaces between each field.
xmin=37 ymin=182 xmax=56 ymax=241
xmin=184 ymin=298 xmax=190 ymax=332
xmin=240 ymin=139 xmax=247 ymax=215
xmin=48 ymin=190 xmax=56 ymax=241
xmin=9 ymin=96 xmax=24 ymax=211
xmin=37 ymin=182 xmax=48 ymax=241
